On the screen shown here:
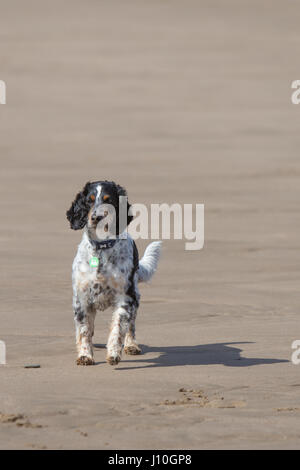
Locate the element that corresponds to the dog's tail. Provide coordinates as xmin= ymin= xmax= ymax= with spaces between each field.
xmin=138 ymin=241 xmax=162 ymax=283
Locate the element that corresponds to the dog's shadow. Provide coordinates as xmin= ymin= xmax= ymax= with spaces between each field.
xmin=93 ymin=342 xmax=289 ymax=370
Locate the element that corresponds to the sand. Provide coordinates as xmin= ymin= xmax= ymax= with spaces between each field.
xmin=0 ymin=0 xmax=300 ymax=449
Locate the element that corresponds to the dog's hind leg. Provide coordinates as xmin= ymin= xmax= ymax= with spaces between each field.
xmin=124 ymin=309 xmax=141 ymax=355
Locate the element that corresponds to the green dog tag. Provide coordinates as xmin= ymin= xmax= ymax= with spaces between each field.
xmin=89 ymin=257 xmax=99 ymax=268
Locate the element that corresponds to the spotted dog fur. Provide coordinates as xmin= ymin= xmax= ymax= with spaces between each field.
xmin=66 ymin=181 xmax=161 ymax=366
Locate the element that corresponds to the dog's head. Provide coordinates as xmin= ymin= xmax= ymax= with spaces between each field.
xmin=66 ymin=181 xmax=133 ymax=236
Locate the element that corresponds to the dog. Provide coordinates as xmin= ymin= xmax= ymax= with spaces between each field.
xmin=66 ymin=180 xmax=161 ymax=366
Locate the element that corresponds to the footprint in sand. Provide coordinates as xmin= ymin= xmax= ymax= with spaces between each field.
xmin=159 ymin=389 xmax=246 ymax=409
xmin=0 ymin=412 xmax=43 ymax=428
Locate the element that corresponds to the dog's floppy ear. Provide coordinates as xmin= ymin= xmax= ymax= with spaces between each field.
xmin=114 ymin=182 xmax=133 ymax=229
xmin=66 ymin=182 xmax=92 ymax=230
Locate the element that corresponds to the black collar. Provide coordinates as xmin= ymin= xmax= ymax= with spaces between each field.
xmin=90 ymin=238 xmax=117 ymax=251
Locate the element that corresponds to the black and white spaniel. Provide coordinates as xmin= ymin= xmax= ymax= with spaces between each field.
xmin=66 ymin=181 xmax=161 ymax=366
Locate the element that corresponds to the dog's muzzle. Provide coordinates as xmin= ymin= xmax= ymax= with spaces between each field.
xmin=91 ymin=213 xmax=105 ymax=225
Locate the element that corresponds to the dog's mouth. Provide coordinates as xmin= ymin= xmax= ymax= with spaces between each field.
xmin=88 ymin=209 xmax=112 ymax=241
xmin=89 ymin=221 xmax=110 ymax=235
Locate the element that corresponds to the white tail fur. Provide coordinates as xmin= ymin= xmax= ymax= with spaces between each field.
xmin=138 ymin=241 xmax=162 ymax=283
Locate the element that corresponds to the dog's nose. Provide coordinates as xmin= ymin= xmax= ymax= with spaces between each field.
xmin=91 ymin=213 xmax=101 ymax=223
xmin=92 ymin=213 xmax=107 ymax=225
xmin=91 ymin=210 xmax=109 ymax=223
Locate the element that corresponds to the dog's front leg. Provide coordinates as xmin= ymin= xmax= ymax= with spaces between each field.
xmin=106 ymin=306 xmax=131 ymax=365
xmin=124 ymin=308 xmax=141 ymax=355
xmin=74 ymin=304 xmax=96 ymax=366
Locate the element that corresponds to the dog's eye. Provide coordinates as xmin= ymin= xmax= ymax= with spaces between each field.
xmin=90 ymin=194 xmax=95 ymax=202
xmin=103 ymin=195 xmax=110 ymax=202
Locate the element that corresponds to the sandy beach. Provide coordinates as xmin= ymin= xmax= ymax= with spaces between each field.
xmin=0 ymin=0 xmax=300 ymax=449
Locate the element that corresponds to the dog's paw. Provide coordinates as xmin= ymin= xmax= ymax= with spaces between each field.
xmin=124 ymin=345 xmax=142 ymax=355
xmin=106 ymin=354 xmax=121 ymax=366
xmin=76 ymin=356 xmax=95 ymax=366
